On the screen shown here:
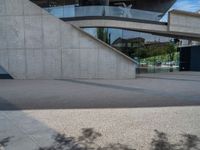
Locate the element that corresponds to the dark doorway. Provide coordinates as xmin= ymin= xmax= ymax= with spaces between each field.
xmin=179 ymin=47 xmax=191 ymax=71
xmin=179 ymin=45 xmax=200 ymax=71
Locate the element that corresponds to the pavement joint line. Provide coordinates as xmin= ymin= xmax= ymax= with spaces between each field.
xmin=137 ymin=76 xmax=200 ymax=82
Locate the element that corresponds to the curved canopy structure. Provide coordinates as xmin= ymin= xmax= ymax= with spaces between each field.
xmin=31 ymin=0 xmax=176 ymax=21
xmin=31 ymin=0 xmax=176 ymax=13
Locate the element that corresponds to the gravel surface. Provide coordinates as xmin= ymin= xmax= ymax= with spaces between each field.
xmin=0 ymin=107 xmax=200 ymax=150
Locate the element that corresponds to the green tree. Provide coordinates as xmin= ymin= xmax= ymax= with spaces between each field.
xmin=97 ymin=28 xmax=110 ymax=44
xmin=164 ymin=42 xmax=177 ymax=72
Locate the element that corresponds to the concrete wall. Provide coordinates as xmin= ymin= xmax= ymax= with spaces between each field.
xmin=0 ymin=0 xmax=136 ymax=79
xmin=68 ymin=19 xmax=167 ymax=34
xmin=169 ymin=10 xmax=200 ymax=36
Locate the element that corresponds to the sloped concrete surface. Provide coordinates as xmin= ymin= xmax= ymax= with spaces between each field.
xmin=0 ymin=0 xmax=136 ymax=79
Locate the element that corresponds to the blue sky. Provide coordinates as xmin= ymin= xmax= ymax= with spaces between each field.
xmin=161 ymin=0 xmax=200 ymax=21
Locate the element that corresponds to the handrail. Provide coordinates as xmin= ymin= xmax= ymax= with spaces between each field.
xmin=45 ymin=5 xmax=163 ymax=22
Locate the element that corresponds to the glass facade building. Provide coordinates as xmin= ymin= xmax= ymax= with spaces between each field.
xmin=30 ymin=0 xmax=200 ymax=73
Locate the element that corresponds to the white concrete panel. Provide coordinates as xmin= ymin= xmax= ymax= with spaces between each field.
xmin=98 ymin=49 xmax=112 ymax=79
xmin=62 ymin=49 xmax=73 ymax=78
xmin=6 ymin=0 xmax=23 ymax=16
xmin=170 ymin=15 xmax=186 ymax=25
xmin=62 ymin=49 xmax=80 ymax=78
xmin=24 ymin=0 xmax=42 ymax=16
xmin=43 ymin=15 xmax=61 ymax=49
xmin=43 ymin=49 xmax=61 ymax=79
xmin=8 ymin=50 xmax=26 ymax=79
xmin=87 ymin=49 xmax=98 ymax=78
xmin=26 ymin=50 xmax=44 ymax=79
xmin=98 ymin=48 xmax=117 ymax=79
xmin=0 ymin=0 xmax=6 ymax=16
xmin=0 ymin=50 xmax=9 ymax=71
xmin=0 ymin=16 xmax=7 ymax=49
xmin=79 ymin=32 xmax=99 ymax=49
xmin=169 ymin=12 xmax=200 ymax=35
xmin=116 ymin=57 xmax=130 ymax=79
xmin=24 ymin=16 xmax=43 ymax=49
xmin=6 ymin=16 xmax=25 ymax=49
xmin=71 ymin=49 xmax=81 ymax=78
xmin=79 ymin=49 xmax=89 ymax=78
xmin=61 ymin=23 xmax=80 ymax=49
xmin=108 ymin=51 xmax=118 ymax=79
xmin=128 ymin=62 xmax=136 ymax=79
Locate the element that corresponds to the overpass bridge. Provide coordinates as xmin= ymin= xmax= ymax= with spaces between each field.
xmin=64 ymin=10 xmax=200 ymax=41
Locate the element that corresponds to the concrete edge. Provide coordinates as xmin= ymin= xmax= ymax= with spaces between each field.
xmin=0 ymin=65 xmax=15 ymax=79
xmin=68 ymin=19 xmax=200 ymax=41
xmin=169 ymin=9 xmax=200 ymax=18
xmin=71 ymin=24 xmax=138 ymax=65
xmin=40 ymin=4 xmax=138 ymax=65
xmin=168 ymin=9 xmax=200 ymax=40
xmin=61 ymin=16 xmax=168 ymax=25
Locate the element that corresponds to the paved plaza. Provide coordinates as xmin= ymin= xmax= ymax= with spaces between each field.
xmin=1 ymin=72 xmax=200 ymax=110
xmin=0 ymin=72 xmax=200 ymax=149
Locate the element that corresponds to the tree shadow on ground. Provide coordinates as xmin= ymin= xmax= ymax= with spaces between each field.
xmin=151 ymin=130 xmax=200 ymax=150
xmin=39 ymin=128 xmax=200 ymax=150
xmin=0 ymin=136 xmax=13 ymax=149
xmin=39 ymin=128 xmax=135 ymax=150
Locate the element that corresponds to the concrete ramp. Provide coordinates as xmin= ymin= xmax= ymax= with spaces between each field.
xmin=0 ymin=0 xmax=136 ymax=79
